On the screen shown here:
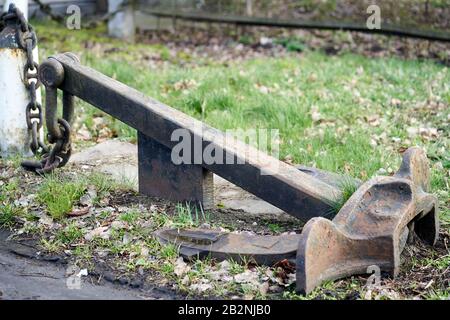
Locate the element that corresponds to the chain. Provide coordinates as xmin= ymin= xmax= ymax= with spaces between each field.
xmin=2 ymin=4 xmax=73 ymax=174
xmin=21 ymin=81 xmax=74 ymax=174
xmin=21 ymin=70 xmax=74 ymax=174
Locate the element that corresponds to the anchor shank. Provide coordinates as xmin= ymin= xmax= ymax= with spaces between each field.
xmin=42 ymin=53 xmax=341 ymax=221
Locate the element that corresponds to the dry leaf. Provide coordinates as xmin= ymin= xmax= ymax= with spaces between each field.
xmin=68 ymin=207 xmax=90 ymax=217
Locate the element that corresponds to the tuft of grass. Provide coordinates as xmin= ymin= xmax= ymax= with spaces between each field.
xmin=35 ymin=172 xmax=123 ymax=220
xmin=331 ymin=177 xmax=360 ymax=215
xmin=160 ymin=262 xmax=175 ymax=275
xmin=56 ymin=223 xmax=84 ymax=244
xmin=426 ymin=289 xmax=450 ymax=300
xmin=283 ymin=280 xmax=345 ymax=300
xmin=88 ymin=173 xmax=115 ymax=203
xmin=171 ymin=203 xmax=209 ymax=228
xmin=0 ymin=178 xmax=19 ymax=195
xmin=4 ymin=155 xmax=23 ymax=169
xmin=267 ymin=223 xmax=283 ymax=233
xmin=423 ymin=255 xmax=450 ymax=271
xmin=73 ymin=244 xmax=93 ymax=261
xmin=238 ymin=35 xmax=254 ymax=45
xmin=275 ymin=37 xmax=306 ymax=52
xmin=40 ymin=238 xmax=63 ymax=253
xmin=228 ymin=260 xmax=246 ymax=275
xmin=0 ymin=204 xmax=22 ymax=228
xmin=37 ymin=175 xmax=86 ymax=220
xmin=159 ymin=243 xmax=179 ymax=260
xmin=0 ymin=179 xmax=23 ymax=228
xmin=119 ymin=209 xmax=140 ymax=224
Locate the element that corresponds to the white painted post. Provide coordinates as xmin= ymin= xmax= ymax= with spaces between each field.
xmin=0 ymin=0 xmax=42 ymax=157
xmin=108 ymin=0 xmax=135 ymax=42
xmin=246 ymin=0 xmax=253 ymax=16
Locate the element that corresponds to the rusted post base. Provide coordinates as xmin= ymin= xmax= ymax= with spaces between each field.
xmin=138 ymin=132 xmax=214 ymax=210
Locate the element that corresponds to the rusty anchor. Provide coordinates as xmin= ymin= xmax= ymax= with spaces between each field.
xmin=156 ymin=148 xmax=439 ymax=294
xmin=36 ymin=54 xmax=439 ymax=295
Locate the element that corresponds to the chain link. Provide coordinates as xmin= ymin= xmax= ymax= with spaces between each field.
xmin=0 ymin=12 xmax=6 ymax=31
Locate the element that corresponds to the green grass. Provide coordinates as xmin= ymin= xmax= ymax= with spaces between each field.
xmin=267 ymin=223 xmax=283 ymax=233
xmin=40 ymin=238 xmax=63 ymax=253
xmin=275 ymin=37 xmax=306 ymax=52
xmin=159 ymin=243 xmax=179 ymax=260
xmin=424 ymin=254 xmax=450 ymax=271
xmin=0 ymin=179 xmax=23 ymax=228
xmin=228 ymin=260 xmax=246 ymax=275
xmin=56 ymin=223 xmax=84 ymax=244
xmin=37 ymin=175 xmax=86 ymax=219
xmin=0 ymin=204 xmax=22 ymax=228
xmin=88 ymin=172 xmax=115 ymax=204
xmin=171 ymin=204 xmax=209 ymax=228
xmin=35 ymin=172 xmax=120 ymax=220
xmin=119 ymin=210 xmax=140 ymax=224
xmin=332 ymin=177 xmax=360 ymax=214
xmin=0 ymin=178 xmax=19 ymax=196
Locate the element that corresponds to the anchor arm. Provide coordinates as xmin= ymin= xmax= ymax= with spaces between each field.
xmin=296 ymin=147 xmax=439 ymax=294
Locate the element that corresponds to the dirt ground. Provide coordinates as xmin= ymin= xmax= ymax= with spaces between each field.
xmin=1 ymin=159 xmax=448 ymax=300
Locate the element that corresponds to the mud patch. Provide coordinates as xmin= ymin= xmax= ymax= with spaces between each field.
xmin=0 ymin=228 xmax=182 ymax=300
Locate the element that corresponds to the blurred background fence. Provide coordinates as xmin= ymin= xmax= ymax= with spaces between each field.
xmin=1 ymin=0 xmax=449 ymax=40
xmin=139 ymin=1 xmax=449 ymax=33
xmin=139 ymin=0 xmax=450 ymax=31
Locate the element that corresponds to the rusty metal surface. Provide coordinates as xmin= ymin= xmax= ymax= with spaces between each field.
xmin=46 ymin=52 xmax=342 ymax=222
xmin=0 ymin=11 xmax=20 ymax=49
xmin=154 ymin=148 xmax=438 ymax=294
xmin=155 ymin=228 xmax=301 ymax=266
xmin=138 ymin=132 xmax=214 ymax=209
xmin=296 ymin=147 xmax=439 ymax=294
